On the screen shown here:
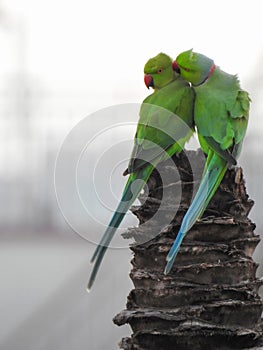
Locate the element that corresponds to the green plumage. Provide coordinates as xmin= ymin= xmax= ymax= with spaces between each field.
xmin=165 ymin=49 xmax=250 ymax=274
xmin=194 ymin=68 xmax=249 ymax=152
xmin=127 ymin=77 xmax=194 ymax=174
xmin=88 ymin=53 xmax=195 ymax=290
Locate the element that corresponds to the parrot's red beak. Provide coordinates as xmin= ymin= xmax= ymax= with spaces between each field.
xmin=144 ymin=74 xmax=154 ymax=89
xmin=172 ymin=60 xmax=180 ymax=73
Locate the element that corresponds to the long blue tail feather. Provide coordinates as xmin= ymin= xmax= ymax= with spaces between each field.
xmin=87 ymin=165 xmax=154 ymax=291
xmin=165 ymin=154 xmax=227 ymax=274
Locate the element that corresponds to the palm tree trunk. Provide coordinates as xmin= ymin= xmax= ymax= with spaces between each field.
xmin=114 ymin=149 xmax=263 ymax=350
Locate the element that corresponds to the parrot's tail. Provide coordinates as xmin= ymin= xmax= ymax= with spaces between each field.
xmin=87 ymin=165 xmax=154 ymax=291
xmin=165 ymin=152 xmax=227 ymax=274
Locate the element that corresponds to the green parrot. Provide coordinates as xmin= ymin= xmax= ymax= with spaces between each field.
xmin=87 ymin=53 xmax=195 ymax=290
xmin=165 ymin=49 xmax=250 ymax=274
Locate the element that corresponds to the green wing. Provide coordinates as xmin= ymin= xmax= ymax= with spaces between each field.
xmin=194 ymin=68 xmax=250 ymax=160
xmin=126 ymin=78 xmax=195 ymax=174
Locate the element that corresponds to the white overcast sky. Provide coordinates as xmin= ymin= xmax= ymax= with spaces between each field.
xmin=1 ymin=0 xmax=262 ymax=97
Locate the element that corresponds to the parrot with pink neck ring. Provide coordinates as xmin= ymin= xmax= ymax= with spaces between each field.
xmin=165 ymin=49 xmax=250 ymax=274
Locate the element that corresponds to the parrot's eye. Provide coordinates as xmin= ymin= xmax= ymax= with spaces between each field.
xmin=157 ymin=68 xmax=163 ymax=74
xmin=181 ymin=65 xmax=190 ymax=72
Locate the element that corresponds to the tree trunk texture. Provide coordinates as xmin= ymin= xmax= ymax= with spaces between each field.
xmin=113 ymin=149 xmax=263 ymax=350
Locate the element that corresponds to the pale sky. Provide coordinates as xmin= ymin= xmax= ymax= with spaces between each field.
xmin=1 ymin=0 xmax=262 ymax=98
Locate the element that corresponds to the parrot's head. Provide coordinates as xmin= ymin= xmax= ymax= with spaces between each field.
xmin=144 ymin=53 xmax=175 ymax=90
xmin=173 ymin=49 xmax=215 ymax=86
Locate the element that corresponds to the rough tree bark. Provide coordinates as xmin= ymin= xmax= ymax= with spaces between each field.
xmin=114 ymin=149 xmax=263 ymax=350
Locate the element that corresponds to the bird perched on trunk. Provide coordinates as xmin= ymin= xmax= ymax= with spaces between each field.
xmin=165 ymin=49 xmax=250 ymax=274
xmin=87 ymin=53 xmax=195 ymax=290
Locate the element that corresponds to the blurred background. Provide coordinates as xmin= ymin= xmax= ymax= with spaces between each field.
xmin=0 ymin=0 xmax=262 ymax=349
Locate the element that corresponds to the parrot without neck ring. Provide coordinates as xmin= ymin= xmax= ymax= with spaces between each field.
xmin=165 ymin=49 xmax=250 ymax=274
xmin=87 ymin=53 xmax=195 ymax=290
